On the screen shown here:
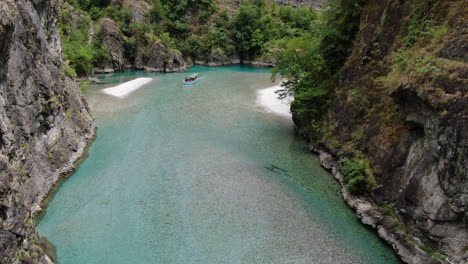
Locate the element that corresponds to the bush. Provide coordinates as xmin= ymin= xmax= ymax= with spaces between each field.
xmin=59 ymin=12 xmax=96 ymax=76
xmin=92 ymin=43 xmax=112 ymax=67
xmin=62 ymin=61 xmax=77 ymax=78
xmin=150 ymin=0 xmax=164 ymax=22
xmin=89 ymin=7 xmax=104 ymax=20
xmin=339 ymin=158 xmax=369 ymax=195
xmin=346 ymin=175 xmax=367 ymax=194
xmin=320 ymin=0 xmax=367 ymax=71
xmin=64 ymin=42 xmax=95 ymax=76
xmin=230 ymin=2 xmax=266 ymax=60
xmin=187 ymin=35 xmax=201 ymax=58
xmin=404 ymin=18 xmax=433 ymax=47
xmin=162 ymin=0 xmax=216 ymax=21
xmin=68 ymin=0 xmax=110 ymax=11
xmin=272 ymin=0 xmax=366 ymax=138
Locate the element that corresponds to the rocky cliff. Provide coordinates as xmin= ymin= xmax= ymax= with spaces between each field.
xmin=294 ymin=0 xmax=467 ymax=263
xmin=0 ymin=0 xmax=95 ymax=263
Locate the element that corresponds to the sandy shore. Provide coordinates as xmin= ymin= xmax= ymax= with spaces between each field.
xmin=256 ymin=83 xmax=293 ymax=118
xmin=102 ymin=78 xmax=153 ymax=98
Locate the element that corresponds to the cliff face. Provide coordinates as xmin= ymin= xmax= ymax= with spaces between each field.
xmin=0 ymin=0 xmax=95 ymax=263
xmin=294 ymin=0 xmax=467 ymax=263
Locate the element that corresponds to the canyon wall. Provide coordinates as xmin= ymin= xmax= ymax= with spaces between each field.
xmin=293 ymin=0 xmax=467 ymax=263
xmin=0 ymin=0 xmax=95 ymax=263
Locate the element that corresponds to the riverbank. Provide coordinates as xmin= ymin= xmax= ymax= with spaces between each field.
xmin=256 ymin=83 xmax=293 ymax=118
xmin=311 ymin=144 xmax=453 ymax=264
xmin=257 ymin=80 xmax=422 ymax=264
xmin=91 ymin=61 xmax=275 ymax=75
xmin=36 ymin=128 xmax=97 ymax=263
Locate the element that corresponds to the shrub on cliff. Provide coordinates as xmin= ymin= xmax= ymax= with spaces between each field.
xmin=64 ymin=41 xmax=95 ymax=76
xmin=339 ymin=158 xmax=368 ymax=195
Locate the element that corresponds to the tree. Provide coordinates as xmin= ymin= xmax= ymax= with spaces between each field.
xmin=272 ymin=35 xmax=330 ymax=115
xmin=230 ymin=2 xmax=264 ymax=61
xmin=64 ymin=41 xmax=95 ymax=76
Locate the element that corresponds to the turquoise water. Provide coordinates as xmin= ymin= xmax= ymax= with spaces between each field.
xmin=38 ymin=66 xmax=400 ymax=264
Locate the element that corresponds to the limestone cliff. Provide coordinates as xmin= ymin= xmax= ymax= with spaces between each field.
xmin=0 ymin=0 xmax=95 ymax=263
xmin=293 ymin=0 xmax=467 ymax=263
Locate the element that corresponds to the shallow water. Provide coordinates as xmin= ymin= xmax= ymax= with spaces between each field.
xmin=38 ymin=66 xmax=400 ymax=264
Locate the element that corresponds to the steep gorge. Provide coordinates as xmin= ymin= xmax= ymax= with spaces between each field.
xmin=0 ymin=0 xmax=466 ymax=263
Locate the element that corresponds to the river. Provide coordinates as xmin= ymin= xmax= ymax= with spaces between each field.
xmin=38 ymin=66 xmax=400 ymax=264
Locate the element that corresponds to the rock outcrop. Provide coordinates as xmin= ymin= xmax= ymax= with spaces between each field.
xmin=97 ymin=17 xmax=127 ymax=72
xmin=92 ymin=16 xmax=189 ymax=73
xmin=274 ymin=0 xmax=326 ymax=8
xmin=0 ymin=0 xmax=95 ymax=263
xmin=293 ymin=0 xmax=467 ymax=263
xmin=194 ymin=48 xmax=241 ymax=66
xmin=114 ymin=0 xmax=152 ymax=25
xmin=136 ymin=40 xmax=187 ymax=73
xmin=91 ymin=0 xmax=189 ymax=73
xmin=315 ymin=148 xmax=439 ymax=264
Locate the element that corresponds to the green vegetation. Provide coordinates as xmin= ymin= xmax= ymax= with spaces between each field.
xmin=272 ymin=0 xmax=366 ymax=128
xmin=230 ymin=2 xmax=271 ymax=62
xmin=60 ymin=0 xmax=326 ymax=76
xmin=59 ymin=5 xmax=94 ymax=77
xmin=339 ymin=157 xmax=368 ymax=194
xmin=376 ymin=204 xmax=397 ymax=217
xmin=60 ymin=0 xmax=378 ymax=198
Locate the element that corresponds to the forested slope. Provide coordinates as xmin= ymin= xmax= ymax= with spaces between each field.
xmin=59 ymin=0 xmax=324 ymax=75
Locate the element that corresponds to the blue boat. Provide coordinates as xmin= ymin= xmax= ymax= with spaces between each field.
xmin=183 ymin=73 xmax=199 ymax=86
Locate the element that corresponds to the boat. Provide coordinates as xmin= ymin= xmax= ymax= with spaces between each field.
xmin=183 ymin=73 xmax=199 ymax=85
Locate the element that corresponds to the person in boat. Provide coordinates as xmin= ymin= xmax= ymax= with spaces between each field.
xmin=184 ymin=74 xmax=198 ymax=83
